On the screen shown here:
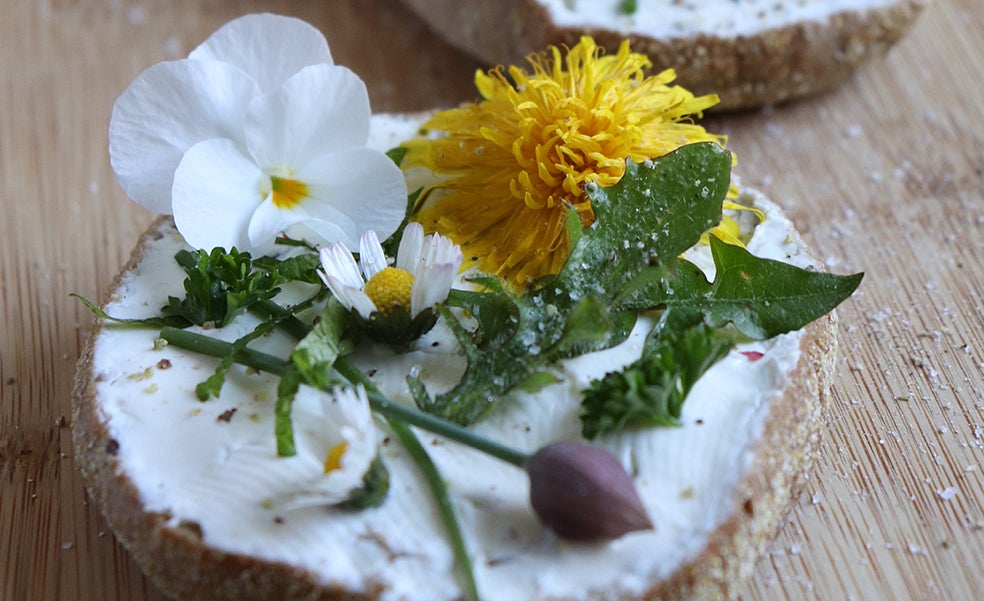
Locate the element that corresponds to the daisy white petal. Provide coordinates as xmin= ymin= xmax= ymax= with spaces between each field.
xmin=283 ymin=386 xmax=378 ymax=509
xmin=396 ymin=222 xmax=425 ymax=272
xmin=171 ymin=138 xmax=264 ymax=251
xmin=188 ymin=13 xmax=332 ymax=93
xmin=109 ymin=60 xmax=259 ymax=214
xmin=244 ymin=64 xmax=371 ymax=170
xmin=411 ymin=262 xmax=457 ymax=317
xmin=294 ymin=147 xmax=407 ymax=245
xmin=319 ymin=242 xmax=364 ymax=289
xmin=326 ymin=277 xmax=376 ymax=319
xmin=420 ymin=233 xmax=465 ymax=274
xmin=359 ymin=230 xmax=388 ymax=281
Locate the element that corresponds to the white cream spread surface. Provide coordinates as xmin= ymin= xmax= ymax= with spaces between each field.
xmin=538 ymin=0 xmax=903 ymax=39
xmin=90 ymin=115 xmax=819 ymax=601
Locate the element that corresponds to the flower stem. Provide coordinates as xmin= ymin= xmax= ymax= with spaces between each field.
xmin=158 ymin=326 xmax=529 ymax=468
xmin=334 ymin=357 xmax=529 ymax=468
xmin=159 ymin=324 xmax=494 ymax=601
xmin=385 ymin=419 xmax=481 ymax=601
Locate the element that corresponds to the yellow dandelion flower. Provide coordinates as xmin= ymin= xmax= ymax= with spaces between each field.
xmin=404 ymin=36 xmax=738 ymax=287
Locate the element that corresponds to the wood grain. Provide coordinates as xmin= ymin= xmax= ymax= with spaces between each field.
xmin=1 ymin=1 xmax=981 ymax=600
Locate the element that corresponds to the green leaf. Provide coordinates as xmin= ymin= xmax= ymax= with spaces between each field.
xmin=580 ymin=322 xmax=736 ymax=439
xmin=547 ymin=297 xmax=634 ymax=361
xmin=338 ymin=456 xmax=390 ymax=510
xmin=413 ymin=143 xmax=733 ymax=426
xmin=275 ymin=363 xmax=303 ymax=457
xmin=541 ymin=142 xmax=732 ymax=310
xmin=617 ymin=238 xmax=863 ymax=339
xmin=253 ymin=253 xmax=323 ymax=285
xmin=71 ymin=293 xmax=188 ymax=329
xmin=516 ymin=371 xmax=563 ymax=393
xmin=162 ymin=248 xmax=280 ymax=328
xmin=291 ymin=298 xmax=352 ymax=389
xmin=386 ymin=146 xmax=408 ymax=167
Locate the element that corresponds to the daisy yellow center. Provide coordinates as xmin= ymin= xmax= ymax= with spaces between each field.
xmin=270 ymin=175 xmax=309 ymax=209
xmin=364 ymin=267 xmax=415 ymax=315
xmin=323 ymin=441 xmax=348 ymax=474
xmin=403 ymin=36 xmax=730 ymax=288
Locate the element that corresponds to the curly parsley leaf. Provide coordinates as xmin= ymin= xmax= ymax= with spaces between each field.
xmin=161 ymin=248 xmax=280 ymax=328
xmin=616 ymin=237 xmax=863 ymax=339
xmin=580 ymin=322 xmax=736 ymax=439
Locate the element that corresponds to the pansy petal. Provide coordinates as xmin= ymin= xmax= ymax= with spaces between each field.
xmin=294 ymin=147 xmax=407 ymax=246
xmin=247 ymin=197 xmax=304 ymax=250
xmin=109 ymin=60 xmax=259 ymax=214
xmin=188 ymin=13 xmax=332 ymax=93
xmin=171 ymin=138 xmax=263 ymax=251
xmin=318 ymin=242 xmax=364 ymax=289
xmin=359 ymin=231 xmax=388 ymax=281
xmin=396 ymin=222 xmax=424 ymax=272
xmin=411 ymin=263 xmax=455 ymax=317
xmin=244 ymin=64 xmax=370 ymax=169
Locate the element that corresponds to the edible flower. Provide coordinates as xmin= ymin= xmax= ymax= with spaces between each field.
xmin=284 ymin=385 xmax=387 ymax=510
xmin=318 ymin=222 xmax=463 ymax=348
xmin=109 ymin=13 xmax=405 ymax=254
xmin=403 ymin=36 xmax=729 ymax=287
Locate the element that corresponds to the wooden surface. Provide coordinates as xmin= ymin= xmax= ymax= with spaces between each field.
xmin=1 ymin=0 xmax=982 ymax=599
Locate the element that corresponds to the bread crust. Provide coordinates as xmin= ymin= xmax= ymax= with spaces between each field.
xmin=397 ymin=0 xmax=927 ymax=109
xmin=73 ymin=214 xmax=838 ymax=601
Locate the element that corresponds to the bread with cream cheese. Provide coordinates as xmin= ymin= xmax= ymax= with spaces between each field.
xmin=398 ymin=0 xmax=927 ymax=109
xmin=73 ymin=113 xmax=840 ymax=601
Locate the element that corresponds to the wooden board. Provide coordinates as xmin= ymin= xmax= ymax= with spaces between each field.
xmin=1 ymin=0 xmax=982 ymax=599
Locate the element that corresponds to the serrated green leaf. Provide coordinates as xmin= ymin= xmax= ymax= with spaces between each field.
xmin=541 ymin=143 xmax=731 ymax=309
xmin=616 ymin=238 xmax=863 ymax=339
xmin=516 ymin=371 xmax=563 ymax=393
xmin=414 ymin=144 xmax=733 ymax=426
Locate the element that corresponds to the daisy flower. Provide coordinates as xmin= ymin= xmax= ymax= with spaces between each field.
xmin=318 ymin=222 xmax=463 ymax=348
xmin=403 ymin=36 xmax=742 ymax=287
xmin=109 ymin=13 xmax=406 ymax=254
xmin=284 ymin=385 xmax=385 ymax=510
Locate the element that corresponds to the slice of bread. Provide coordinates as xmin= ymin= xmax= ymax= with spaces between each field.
xmin=398 ymin=0 xmax=927 ymax=109
xmin=73 ymin=113 xmax=839 ymax=601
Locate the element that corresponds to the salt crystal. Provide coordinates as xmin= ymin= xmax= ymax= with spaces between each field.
xmin=936 ymin=487 xmax=958 ymax=501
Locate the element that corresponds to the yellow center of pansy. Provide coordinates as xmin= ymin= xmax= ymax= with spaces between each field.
xmin=323 ymin=441 xmax=348 ymax=474
xmin=364 ymin=267 xmax=415 ymax=315
xmin=270 ymin=175 xmax=309 ymax=209
xmin=403 ymin=36 xmax=732 ymax=288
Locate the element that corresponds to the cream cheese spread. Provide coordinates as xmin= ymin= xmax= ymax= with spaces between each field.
xmin=538 ymin=0 xmax=904 ymax=40
xmin=89 ymin=115 xmax=817 ymax=601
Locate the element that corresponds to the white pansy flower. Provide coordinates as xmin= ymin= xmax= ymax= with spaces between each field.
xmin=285 ymin=385 xmax=380 ymax=509
xmin=108 ymin=13 xmax=406 ymax=253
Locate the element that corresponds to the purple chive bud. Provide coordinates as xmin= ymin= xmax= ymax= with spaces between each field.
xmin=526 ymin=441 xmax=654 ymax=542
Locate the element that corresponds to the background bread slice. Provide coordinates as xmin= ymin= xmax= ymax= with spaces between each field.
xmin=397 ymin=0 xmax=927 ymax=109
xmin=72 ymin=114 xmax=841 ymax=601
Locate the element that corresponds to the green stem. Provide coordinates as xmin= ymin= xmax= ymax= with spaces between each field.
xmin=386 ymin=419 xmax=481 ymax=601
xmin=335 ymin=358 xmax=528 ymax=468
xmin=160 ymin=325 xmax=492 ymax=601
xmin=159 ymin=327 xmax=529 ymax=468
